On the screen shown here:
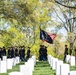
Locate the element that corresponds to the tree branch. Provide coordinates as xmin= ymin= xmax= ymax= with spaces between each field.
xmin=54 ymin=0 xmax=76 ymax=9
xmin=68 ymin=17 xmax=76 ymax=22
xmin=57 ymin=5 xmax=69 ymax=31
xmin=54 ymin=9 xmax=68 ymax=31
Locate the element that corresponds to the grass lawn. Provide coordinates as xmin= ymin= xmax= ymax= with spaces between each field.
xmin=70 ymin=65 xmax=76 ymax=71
xmin=33 ymin=61 xmax=55 ymax=75
xmin=0 ymin=61 xmax=76 ymax=75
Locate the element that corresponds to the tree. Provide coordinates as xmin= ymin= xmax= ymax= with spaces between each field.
xmin=48 ymin=0 xmax=76 ymax=55
xmin=0 ymin=0 xmax=51 ymax=49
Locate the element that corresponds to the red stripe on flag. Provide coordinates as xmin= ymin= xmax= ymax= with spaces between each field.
xmin=48 ymin=33 xmax=56 ymax=40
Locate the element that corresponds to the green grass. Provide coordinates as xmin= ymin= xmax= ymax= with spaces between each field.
xmin=70 ymin=65 xmax=76 ymax=71
xmin=33 ymin=61 xmax=55 ymax=75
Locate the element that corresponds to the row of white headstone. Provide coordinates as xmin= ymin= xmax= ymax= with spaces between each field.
xmin=47 ymin=55 xmax=76 ymax=75
xmin=0 ymin=56 xmax=20 ymax=73
xmin=9 ymin=55 xmax=36 ymax=75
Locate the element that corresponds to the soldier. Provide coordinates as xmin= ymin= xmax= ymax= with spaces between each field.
xmin=74 ymin=48 xmax=76 ymax=61
xmin=19 ymin=46 xmax=24 ymax=61
xmin=0 ymin=47 xmax=2 ymax=60
xmin=22 ymin=46 xmax=25 ymax=60
xmin=39 ymin=45 xmax=44 ymax=61
xmin=14 ymin=46 xmax=19 ymax=57
xmin=25 ymin=47 xmax=31 ymax=61
xmin=11 ymin=47 xmax=15 ymax=58
xmin=2 ymin=46 xmax=6 ymax=56
xmin=7 ymin=47 xmax=11 ymax=58
xmin=8 ymin=47 xmax=14 ymax=58
xmin=43 ymin=46 xmax=47 ymax=61
xmin=63 ymin=45 xmax=68 ymax=62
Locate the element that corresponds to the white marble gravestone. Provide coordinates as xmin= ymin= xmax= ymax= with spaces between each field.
xmin=20 ymin=63 xmax=32 ymax=75
xmin=60 ymin=64 xmax=70 ymax=75
xmin=0 ymin=60 xmax=7 ymax=73
xmin=12 ymin=58 xmax=17 ymax=66
xmin=3 ymin=56 xmax=7 ymax=61
xmin=48 ymin=55 xmax=51 ymax=64
xmin=27 ymin=65 xmax=33 ymax=75
xmin=56 ymin=60 xmax=63 ymax=75
xmin=0 ymin=58 xmax=1 ymax=61
xmin=19 ymin=65 xmax=27 ymax=75
xmin=7 ymin=59 xmax=13 ymax=69
xmin=32 ymin=55 xmax=36 ymax=65
xmin=70 ymin=56 xmax=75 ymax=66
xmin=68 ymin=71 xmax=76 ymax=75
xmin=66 ymin=55 xmax=70 ymax=63
xmin=9 ymin=71 xmax=23 ymax=75
xmin=51 ymin=57 xmax=54 ymax=67
xmin=16 ymin=57 xmax=20 ymax=64
xmin=52 ymin=58 xmax=58 ymax=70
xmin=48 ymin=55 xmax=52 ymax=67
xmin=28 ymin=58 xmax=34 ymax=71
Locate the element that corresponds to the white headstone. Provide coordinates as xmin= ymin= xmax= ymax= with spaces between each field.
xmin=49 ymin=58 xmax=51 ymax=67
xmin=56 ymin=60 xmax=63 ymax=75
xmin=51 ymin=57 xmax=54 ymax=67
xmin=52 ymin=58 xmax=58 ymax=70
xmin=48 ymin=56 xmax=52 ymax=67
xmin=47 ymin=55 xmax=49 ymax=62
xmin=16 ymin=57 xmax=20 ymax=64
xmin=60 ymin=64 xmax=70 ymax=75
xmin=3 ymin=56 xmax=7 ymax=61
xmin=28 ymin=58 xmax=34 ymax=71
xmin=66 ymin=55 xmax=70 ymax=63
xmin=12 ymin=58 xmax=17 ymax=66
xmin=0 ymin=61 xmax=7 ymax=73
xmin=70 ymin=56 xmax=75 ymax=66
xmin=20 ymin=65 xmax=28 ymax=75
xmin=0 ymin=58 xmax=1 ymax=61
xmin=32 ymin=55 xmax=36 ymax=65
xmin=20 ymin=63 xmax=33 ymax=75
xmin=68 ymin=71 xmax=76 ymax=75
xmin=48 ymin=55 xmax=51 ymax=64
xmin=26 ymin=65 xmax=32 ymax=75
xmin=9 ymin=72 xmax=23 ymax=75
xmin=7 ymin=59 xmax=13 ymax=69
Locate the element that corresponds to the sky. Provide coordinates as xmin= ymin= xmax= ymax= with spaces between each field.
xmin=46 ymin=27 xmax=67 ymax=42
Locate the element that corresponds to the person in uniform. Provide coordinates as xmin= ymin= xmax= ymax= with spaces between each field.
xmin=39 ymin=45 xmax=44 ymax=61
xmin=2 ymin=46 xmax=6 ymax=56
xmin=0 ymin=47 xmax=2 ymax=60
xmin=25 ymin=47 xmax=31 ymax=61
xmin=19 ymin=46 xmax=24 ymax=61
xmin=11 ymin=47 xmax=15 ymax=58
xmin=63 ymin=45 xmax=68 ymax=62
xmin=14 ymin=46 xmax=19 ymax=57
xmin=8 ymin=47 xmax=14 ymax=58
xmin=43 ymin=46 xmax=47 ymax=61
xmin=22 ymin=46 xmax=25 ymax=60
xmin=7 ymin=47 xmax=11 ymax=58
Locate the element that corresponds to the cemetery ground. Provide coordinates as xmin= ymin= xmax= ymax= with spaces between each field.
xmin=0 ymin=61 xmax=76 ymax=75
